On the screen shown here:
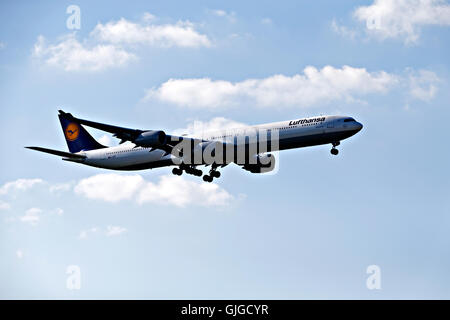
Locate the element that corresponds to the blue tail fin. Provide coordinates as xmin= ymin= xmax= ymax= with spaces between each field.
xmin=58 ymin=110 xmax=105 ymax=153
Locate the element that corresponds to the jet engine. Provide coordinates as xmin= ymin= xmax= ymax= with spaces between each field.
xmin=242 ymin=154 xmax=276 ymax=173
xmin=134 ymin=130 xmax=167 ymax=148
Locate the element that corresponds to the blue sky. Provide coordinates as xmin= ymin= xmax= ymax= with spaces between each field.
xmin=1 ymin=0 xmax=450 ymax=299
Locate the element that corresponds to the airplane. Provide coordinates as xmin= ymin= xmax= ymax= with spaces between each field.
xmin=26 ymin=110 xmax=363 ymax=182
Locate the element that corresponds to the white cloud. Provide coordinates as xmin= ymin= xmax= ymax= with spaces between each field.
xmin=16 ymin=249 xmax=23 ymax=259
xmin=16 ymin=207 xmax=63 ymax=226
xmin=33 ymin=13 xmax=210 ymax=72
xmin=407 ymin=69 xmax=440 ymax=101
xmin=79 ymin=227 xmax=99 ymax=239
xmin=20 ymin=208 xmax=42 ymax=225
xmin=79 ymin=230 xmax=88 ymax=239
xmin=52 ymin=208 xmax=64 ymax=216
xmin=79 ymin=225 xmax=127 ymax=239
xmin=210 ymin=9 xmax=237 ymax=23
xmin=0 ymin=200 xmax=10 ymax=210
xmin=354 ymin=0 xmax=450 ymax=43
xmin=74 ymin=173 xmax=234 ymax=207
xmin=0 ymin=42 xmax=6 ymax=49
xmin=137 ymin=175 xmax=233 ymax=207
xmin=91 ymin=18 xmax=211 ymax=48
xmin=212 ymin=9 xmax=227 ymax=17
xmin=331 ymin=19 xmax=357 ymax=39
xmin=74 ymin=174 xmax=145 ymax=203
xmin=142 ymin=12 xmax=156 ymax=22
xmin=261 ymin=18 xmax=273 ymax=25
xmin=0 ymin=178 xmax=44 ymax=195
xmin=144 ymin=65 xmax=398 ymax=109
xmin=0 ymin=177 xmax=73 ymax=196
xmin=49 ymin=182 xmax=72 ymax=193
xmin=105 ymin=225 xmax=127 ymax=237
xmin=0 ymin=178 xmax=73 ymax=197
xmin=98 ymin=134 xmax=114 ymax=146
xmin=33 ymin=34 xmax=136 ymax=72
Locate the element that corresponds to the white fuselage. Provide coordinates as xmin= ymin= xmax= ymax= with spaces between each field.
xmin=74 ymin=115 xmax=362 ymax=170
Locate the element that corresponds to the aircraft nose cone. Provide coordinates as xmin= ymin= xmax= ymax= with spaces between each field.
xmin=356 ymin=122 xmax=363 ymax=132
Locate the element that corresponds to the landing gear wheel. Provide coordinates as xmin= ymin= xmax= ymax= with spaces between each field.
xmin=211 ymin=171 xmax=221 ymax=178
xmin=172 ymin=168 xmax=183 ymax=175
xmin=194 ymin=169 xmax=203 ymax=176
xmin=330 ymin=148 xmax=339 ymax=155
xmin=203 ymin=175 xmax=213 ymax=182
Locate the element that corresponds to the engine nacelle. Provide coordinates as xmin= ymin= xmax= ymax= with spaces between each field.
xmin=134 ymin=130 xmax=167 ymax=148
xmin=242 ymin=154 xmax=276 ymax=173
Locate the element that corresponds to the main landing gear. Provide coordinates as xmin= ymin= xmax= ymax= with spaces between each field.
xmin=172 ymin=164 xmax=222 ymax=183
xmin=202 ymin=165 xmax=221 ymax=183
xmin=172 ymin=167 xmax=183 ymax=175
xmin=172 ymin=165 xmax=202 ymax=177
xmin=330 ymin=141 xmax=340 ymax=155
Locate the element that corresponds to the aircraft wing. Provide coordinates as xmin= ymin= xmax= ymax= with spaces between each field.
xmin=58 ymin=110 xmax=208 ymax=156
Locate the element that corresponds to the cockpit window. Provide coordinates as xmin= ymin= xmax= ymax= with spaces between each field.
xmin=344 ymin=118 xmax=355 ymax=122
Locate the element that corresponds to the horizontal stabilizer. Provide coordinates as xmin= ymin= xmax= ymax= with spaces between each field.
xmin=25 ymin=146 xmax=86 ymax=159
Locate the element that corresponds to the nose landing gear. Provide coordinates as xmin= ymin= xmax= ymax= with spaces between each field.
xmin=330 ymin=141 xmax=340 ymax=155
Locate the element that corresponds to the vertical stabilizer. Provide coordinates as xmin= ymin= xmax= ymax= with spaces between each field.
xmin=58 ymin=110 xmax=105 ymax=153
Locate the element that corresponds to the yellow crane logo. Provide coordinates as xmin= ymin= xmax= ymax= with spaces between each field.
xmin=65 ymin=123 xmax=80 ymax=141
